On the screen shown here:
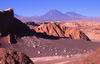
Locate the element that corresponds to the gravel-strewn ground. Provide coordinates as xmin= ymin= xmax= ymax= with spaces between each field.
xmin=0 ymin=37 xmax=100 ymax=64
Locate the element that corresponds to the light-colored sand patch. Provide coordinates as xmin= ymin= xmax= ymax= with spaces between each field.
xmin=31 ymin=54 xmax=89 ymax=64
xmin=54 ymin=61 xmax=70 ymax=64
xmin=31 ymin=56 xmax=65 ymax=62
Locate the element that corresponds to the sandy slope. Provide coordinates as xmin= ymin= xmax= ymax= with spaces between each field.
xmin=31 ymin=54 xmax=88 ymax=64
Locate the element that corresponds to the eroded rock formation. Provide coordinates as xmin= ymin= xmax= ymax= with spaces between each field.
xmin=0 ymin=8 xmax=33 ymax=44
xmin=0 ymin=48 xmax=34 ymax=64
xmin=35 ymin=22 xmax=65 ymax=37
xmin=34 ymin=22 xmax=90 ymax=41
xmin=64 ymin=28 xmax=90 ymax=41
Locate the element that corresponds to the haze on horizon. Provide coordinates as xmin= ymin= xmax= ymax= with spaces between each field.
xmin=0 ymin=0 xmax=100 ymax=17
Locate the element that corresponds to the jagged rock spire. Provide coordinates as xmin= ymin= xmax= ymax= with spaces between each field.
xmin=0 ymin=8 xmax=14 ymax=17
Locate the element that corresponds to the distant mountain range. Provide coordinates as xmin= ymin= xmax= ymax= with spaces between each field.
xmin=14 ymin=9 xmax=99 ymax=22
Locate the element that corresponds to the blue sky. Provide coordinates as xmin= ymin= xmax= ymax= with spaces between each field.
xmin=0 ymin=0 xmax=100 ymax=17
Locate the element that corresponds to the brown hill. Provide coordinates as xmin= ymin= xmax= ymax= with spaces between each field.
xmin=34 ymin=22 xmax=90 ymax=41
xmin=64 ymin=28 xmax=90 ymax=41
xmin=35 ymin=22 xmax=65 ymax=37
xmin=0 ymin=48 xmax=34 ymax=64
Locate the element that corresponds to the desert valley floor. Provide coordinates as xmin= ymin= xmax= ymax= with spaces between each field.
xmin=0 ymin=8 xmax=100 ymax=64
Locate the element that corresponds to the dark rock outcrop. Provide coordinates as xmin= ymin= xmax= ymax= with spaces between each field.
xmin=0 ymin=48 xmax=34 ymax=64
xmin=0 ymin=8 xmax=34 ymax=44
xmin=25 ymin=22 xmax=39 ymax=26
